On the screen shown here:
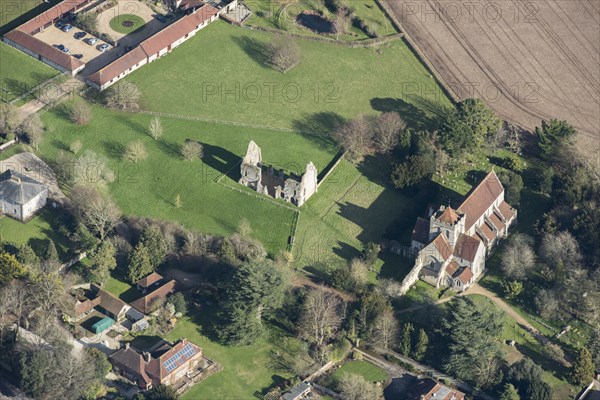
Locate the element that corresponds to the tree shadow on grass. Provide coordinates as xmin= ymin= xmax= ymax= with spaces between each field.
xmin=50 ymin=138 xmax=70 ymax=153
xmin=370 ymin=97 xmax=435 ymax=131
xmin=102 ymin=140 xmax=126 ymax=159
xmin=3 ymin=79 xmax=30 ymax=98
xmin=232 ymin=36 xmax=270 ymax=68
xmin=115 ymin=115 xmax=146 ymax=136
xmin=291 ymin=111 xmax=345 ymax=151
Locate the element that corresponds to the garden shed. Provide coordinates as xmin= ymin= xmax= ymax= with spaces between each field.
xmin=91 ymin=317 xmax=115 ymax=334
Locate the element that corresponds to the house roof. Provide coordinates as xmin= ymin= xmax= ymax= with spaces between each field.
xmin=87 ymin=46 xmax=147 ymax=86
xmin=109 ymin=347 xmax=152 ymax=386
xmin=445 ymin=260 xmax=460 ymax=276
xmin=97 ymin=288 xmax=128 ymax=317
xmin=88 ymin=4 xmax=218 ymax=86
xmin=412 ymin=217 xmax=430 ymax=244
xmin=498 ymin=200 xmax=516 ymax=222
xmin=477 ymin=222 xmax=496 ymax=243
xmin=406 ymin=378 xmax=465 ymax=400
xmin=18 ymin=0 xmax=90 ymax=34
xmin=0 ymin=169 xmax=46 ymax=205
xmin=140 ymin=5 xmax=218 ymax=56
xmin=179 ymin=0 xmax=206 ymax=11
xmin=146 ymin=338 xmax=202 ymax=381
xmin=432 ymin=234 xmax=453 ymax=261
xmin=130 ymin=279 xmax=176 ymax=314
xmin=453 ymin=233 xmax=481 ymax=262
xmin=436 ymin=206 xmax=460 ymax=225
xmin=455 ymin=267 xmax=474 ymax=285
xmin=458 ymin=170 xmax=504 ymax=231
xmin=136 ymin=272 xmax=163 ymax=288
xmin=5 ymin=29 xmax=85 ymax=72
xmin=489 ymin=213 xmax=505 ymax=232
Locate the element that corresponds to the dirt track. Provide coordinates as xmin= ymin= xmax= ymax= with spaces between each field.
xmin=384 ymin=0 xmax=600 ymax=147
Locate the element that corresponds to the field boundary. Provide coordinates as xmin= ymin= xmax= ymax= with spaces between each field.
xmin=4 ymin=73 xmax=65 ymax=105
xmin=379 ymin=0 xmax=460 ymax=104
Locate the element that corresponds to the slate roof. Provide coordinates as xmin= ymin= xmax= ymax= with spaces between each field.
xmin=0 ymin=169 xmax=46 ymax=205
xmin=458 ymin=170 xmax=504 ymax=231
xmin=130 ymin=279 xmax=176 ymax=314
xmin=412 ymin=217 xmax=430 ymax=244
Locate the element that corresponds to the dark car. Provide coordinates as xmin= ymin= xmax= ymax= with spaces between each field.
xmin=55 ymin=44 xmax=65 ymax=51
xmin=156 ymin=15 xmax=167 ymax=23
xmin=74 ymin=32 xmax=86 ymax=40
xmin=61 ymin=24 xmax=73 ymax=32
xmin=73 ymin=54 xmax=83 ymax=59
xmin=56 ymin=20 xmax=65 ymax=28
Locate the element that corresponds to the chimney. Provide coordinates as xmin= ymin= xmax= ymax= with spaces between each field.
xmin=143 ymin=352 xmax=151 ymax=363
xmin=125 ymin=342 xmax=130 ymax=349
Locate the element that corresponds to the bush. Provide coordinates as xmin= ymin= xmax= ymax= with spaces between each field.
xmin=67 ymin=102 xmax=92 ymax=125
xmin=181 ymin=140 xmax=203 ymax=161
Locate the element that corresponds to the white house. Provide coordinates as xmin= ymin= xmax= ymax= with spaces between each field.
xmin=0 ymin=169 xmax=48 ymax=221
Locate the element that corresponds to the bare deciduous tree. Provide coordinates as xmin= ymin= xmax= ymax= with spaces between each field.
xmin=535 ymin=289 xmax=559 ymax=320
xmin=298 ymin=288 xmax=342 ymax=363
xmin=21 ymin=115 xmax=44 ymax=150
xmin=149 ymin=116 xmax=163 ymax=140
xmin=338 ymin=374 xmax=383 ymax=400
xmin=500 ymin=233 xmax=536 ymax=280
xmin=67 ymin=102 xmax=92 ymax=125
xmin=334 ymin=115 xmax=374 ymax=162
xmin=371 ymin=309 xmax=398 ymax=350
xmin=349 ymin=258 xmax=369 ymax=287
xmin=334 ymin=8 xmax=350 ymax=39
xmin=181 ymin=140 xmax=203 ymax=161
xmin=71 ymin=185 xmax=122 ymax=241
xmin=372 ymin=112 xmax=406 ymax=153
xmin=74 ymin=150 xmax=115 ymax=186
xmin=266 ymin=36 xmax=301 ymax=73
xmin=237 ymin=218 xmax=252 ymax=237
xmin=540 ymin=231 xmax=582 ymax=270
xmin=123 ymin=140 xmax=148 ymax=163
xmin=0 ymin=103 xmax=22 ymax=135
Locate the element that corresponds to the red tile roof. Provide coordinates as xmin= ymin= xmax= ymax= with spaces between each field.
xmin=18 ymin=0 xmax=90 ymax=34
xmin=478 ymin=222 xmax=496 ymax=243
xmin=130 ymin=280 xmax=176 ymax=314
xmin=87 ymin=46 xmax=147 ymax=86
xmin=458 ymin=170 xmax=504 ymax=231
xmin=4 ymin=29 xmax=84 ymax=71
xmin=445 ymin=260 xmax=460 ymax=276
xmin=136 ymin=272 xmax=164 ymax=288
xmin=146 ymin=339 xmax=202 ymax=381
xmin=140 ymin=5 xmax=218 ymax=56
xmin=455 ymin=267 xmax=474 ymax=285
xmin=497 ymin=200 xmax=516 ymax=222
xmin=453 ymin=234 xmax=481 ymax=262
xmin=109 ymin=347 xmax=152 ymax=387
xmin=489 ymin=213 xmax=505 ymax=232
xmin=437 ymin=206 xmax=460 ymax=225
xmin=432 ymin=234 xmax=453 ymax=261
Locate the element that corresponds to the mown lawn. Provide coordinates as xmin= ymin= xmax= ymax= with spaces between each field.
xmin=245 ymin=0 xmax=397 ymax=40
xmin=167 ymin=312 xmax=298 ymax=399
xmin=0 ymin=0 xmax=56 ymax=35
xmin=125 ymin=21 xmax=451 ymax=134
xmin=332 ymin=360 xmax=389 ymax=383
xmin=0 ymin=42 xmax=59 ymax=102
xmin=39 ymin=100 xmax=335 ymax=254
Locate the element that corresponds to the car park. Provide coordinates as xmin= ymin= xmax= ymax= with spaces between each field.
xmin=74 ymin=32 xmax=86 ymax=40
xmin=86 ymin=37 xmax=98 ymax=45
xmin=98 ymin=44 xmax=111 ymax=52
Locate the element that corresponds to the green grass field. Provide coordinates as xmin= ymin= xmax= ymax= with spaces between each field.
xmin=0 ymin=42 xmax=59 ymax=103
xmin=125 ymin=21 xmax=450 ymax=134
xmin=245 ymin=0 xmax=397 ymax=40
xmin=332 ymin=360 xmax=389 ymax=383
xmin=167 ymin=312 xmax=298 ymax=399
xmin=109 ymin=14 xmax=146 ymax=35
xmin=0 ymin=0 xmax=57 ymax=35
xmin=39 ymin=101 xmax=336 ymax=254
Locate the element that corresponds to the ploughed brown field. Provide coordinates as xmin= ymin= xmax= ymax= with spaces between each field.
xmin=385 ymin=0 xmax=600 ymax=148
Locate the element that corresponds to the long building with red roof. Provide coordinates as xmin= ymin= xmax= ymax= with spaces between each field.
xmin=400 ymin=170 xmax=517 ymax=293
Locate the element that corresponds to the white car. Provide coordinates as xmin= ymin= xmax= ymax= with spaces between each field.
xmin=87 ymin=37 xmax=98 ymax=45
xmin=98 ymin=44 xmax=111 ymax=52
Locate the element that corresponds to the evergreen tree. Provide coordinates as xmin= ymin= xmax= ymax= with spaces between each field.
xmin=218 ymin=261 xmax=287 ymax=345
xmin=500 ymin=383 xmax=520 ymax=400
xmin=571 ymin=347 xmax=595 ymax=385
xmin=145 ymin=384 xmax=178 ymax=400
xmin=88 ymin=240 xmax=117 ymax=284
xmin=508 ymin=358 xmax=551 ymax=400
xmin=442 ymin=297 xmax=503 ymax=383
xmin=399 ymin=323 xmax=414 ymax=356
xmin=589 ymin=326 xmax=600 ymax=372
xmin=44 ymin=240 xmax=59 ymax=262
xmin=19 ymin=350 xmax=52 ymax=398
xmin=139 ymin=225 xmax=168 ymax=268
xmin=218 ymin=238 xmax=236 ymax=264
xmin=16 ymin=244 xmax=38 ymax=268
xmin=535 ymin=119 xmax=576 ymax=160
xmin=0 ymin=252 xmax=27 ymax=284
xmin=412 ymin=328 xmax=429 ymax=361
xmin=127 ymin=243 xmax=153 ymax=283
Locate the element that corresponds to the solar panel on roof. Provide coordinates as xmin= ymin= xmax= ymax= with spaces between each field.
xmin=163 ymin=344 xmax=197 ymax=372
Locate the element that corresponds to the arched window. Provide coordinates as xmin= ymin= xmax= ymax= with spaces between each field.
xmin=445 ymin=230 xmax=449 ymax=239
xmin=429 ymin=261 xmax=434 ymax=269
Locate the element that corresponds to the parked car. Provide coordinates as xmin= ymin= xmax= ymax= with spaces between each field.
xmin=61 ymin=47 xmax=70 ymax=54
xmin=73 ymin=54 xmax=83 ymax=59
xmin=74 ymin=32 xmax=86 ymax=40
xmin=156 ymin=15 xmax=167 ymax=23
xmin=55 ymin=44 xmax=65 ymax=51
xmin=98 ymin=44 xmax=111 ymax=52
xmin=86 ymin=37 xmax=98 ymax=45
xmin=61 ymin=24 xmax=73 ymax=32
xmin=56 ymin=20 xmax=65 ymax=28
